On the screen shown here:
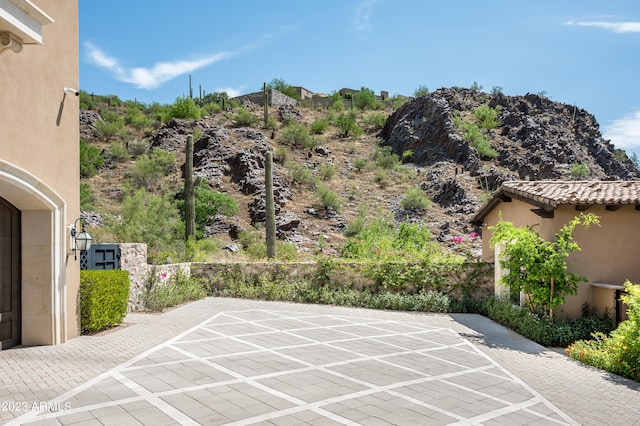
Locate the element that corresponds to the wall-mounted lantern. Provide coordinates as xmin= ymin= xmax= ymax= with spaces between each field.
xmin=70 ymin=218 xmax=93 ymax=260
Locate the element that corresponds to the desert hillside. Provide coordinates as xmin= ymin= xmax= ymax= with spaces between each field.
xmin=79 ymin=87 xmax=638 ymax=261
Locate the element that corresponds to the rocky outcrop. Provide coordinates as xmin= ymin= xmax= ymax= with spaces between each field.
xmin=382 ymin=88 xmax=639 ymax=182
xmin=150 ymin=120 xmax=301 ymax=241
xmin=380 ymin=87 xmax=640 ymax=241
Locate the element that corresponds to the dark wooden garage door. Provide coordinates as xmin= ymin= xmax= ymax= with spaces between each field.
xmin=0 ymin=197 xmax=21 ymax=349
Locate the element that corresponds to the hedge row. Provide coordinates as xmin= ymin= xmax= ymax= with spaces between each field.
xmin=80 ymin=270 xmax=130 ymax=334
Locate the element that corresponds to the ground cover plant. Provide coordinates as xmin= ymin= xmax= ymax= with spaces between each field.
xmin=141 ymin=271 xmax=207 ymax=312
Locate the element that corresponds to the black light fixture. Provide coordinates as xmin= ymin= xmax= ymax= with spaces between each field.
xmin=71 ymin=218 xmax=93 ymax=260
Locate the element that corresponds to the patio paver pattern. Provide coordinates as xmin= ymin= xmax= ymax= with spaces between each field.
xmin=1 ymin=297 xmax=639 ymax=425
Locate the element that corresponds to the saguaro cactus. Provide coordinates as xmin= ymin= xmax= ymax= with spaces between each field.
xmin=263 ymin=82 xmax=269 ymax=125
xmin=184 ymin=134 xmax=195 ymax=241
xmin=265 ymin=151 xmax=277 ymax=259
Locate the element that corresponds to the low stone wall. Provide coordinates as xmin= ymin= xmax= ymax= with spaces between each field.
xmin=118 ymin=243 xmax=192 ymax=312
xmin=232 ymin=89 xmax=297 ymax=107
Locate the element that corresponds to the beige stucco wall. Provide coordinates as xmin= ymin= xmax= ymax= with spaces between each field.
xmin=0 ymin=1 xmax=80 ymax=344
xmin=480 ymin=200 xmax=639 ymax=318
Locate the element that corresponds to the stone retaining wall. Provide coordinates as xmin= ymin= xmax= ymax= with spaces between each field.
xmin=232 ymin=89 xmax=297 ymax=107
xmin=118 ymin=243 xmax=192 ymax=312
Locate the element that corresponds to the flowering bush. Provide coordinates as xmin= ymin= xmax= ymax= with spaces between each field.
xmin=566 ymin=281 xmax=640 ymax=382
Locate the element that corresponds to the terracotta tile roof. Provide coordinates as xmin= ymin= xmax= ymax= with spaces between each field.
xmin=470 ymin=180 xmax=640 ymax=225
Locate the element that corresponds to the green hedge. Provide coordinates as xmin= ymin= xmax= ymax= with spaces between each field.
xmin=80 ymin=270 xmax=130 ymax=334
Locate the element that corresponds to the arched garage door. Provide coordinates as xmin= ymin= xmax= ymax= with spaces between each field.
xmin=0 ymin=196 xmax=21 ymax=349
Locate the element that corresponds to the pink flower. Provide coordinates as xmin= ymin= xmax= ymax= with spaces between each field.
xmin=469 ymin=232 xmax=479 ymax=239
xmin=451 ymin=236 xmax=463 ymax=244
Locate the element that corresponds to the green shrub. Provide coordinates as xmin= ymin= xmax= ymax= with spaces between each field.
xmin=287 ymin=162 xmax=314 ymax=187
xmin=109 ymin=189 xmax=182 ymax=256
xmin=237 ymin=230 xmax=299 ymax=261
xmin=202 ymin=102 xmax=223 ymax=116
xmin=335 ymin=112 xmax=363 ymax=137
xmin=80 ymin=270 xmax=130 ymax=333
xmin=125 ymin=106 xmax=153 ymax=131
xmin=315 ymin=182 xmax=342 ymax=213
xmin=176 ymin=180 xmax=238 ymax=239
xmin=93 ymin=111 xmax=127 ymax=143
xmin=474 ymin=105 xmax=501 ymax=130
xmin=457 ymin=119 xmax=498 ymax=158
xmin=402 ymin=149 xmax=414 ymax=163
xmin=80 ymin=139 xmax=104 ymax=177
xmin=329 ymin=99 xmax=346 ymax=111
xmin=279 ymin=121 xmax=311 ymax=148
xmin=570 ymin=162 xmax=590 ymax=178
xmin=126 ymin=148 xmax=175 ymax=190
xmin=205 ymin=266 xmax=453 ymax=313
xmin=485 ymin=297 xmax=614 ymax=347
xmin=400 ymin=187 xmax=430 ymax=211
xmin=352 ymin=87 xmax=381 ymax=110
xmin=232 ymin=108 xmax=258 ymax=127
xmin=127 ymin=140 xmax=148 ymax=158
xmin=274 ymin=146 xmax=289 ymax=163
xmin=341 ymin=216 xmax=439 ymax=263
xmin=353 ymin=158 xmax=368 ymax=171
xmin=362 ymin=113 xmax=387 ymax=131
xmin=373 ymin=146 xmax=400 ymax=170
xmin=106 ymin=142 xmax=129 ymax=162
xmin=263 ymin=117 xmax=278 ymax=130
xmin=567 ymin=281 xmax=640 ymax=381
xmin=310 ymin=118 xmax=329 ymax=134
xmin=317 ymin=163 xmax=336 ymax=181
xmin=344 ymin=204 xmax=368 ymax=237
xmin=79 ymin=91 xmax=96 ymax=110
xmin=170 ymin=97 xmax=201 ymax=120
xmin=141 ymin=271 xmax=206 ymax=312
xmin=413 ymin=85 xmax=430 ymax=97
xmin=80 ymin=183 xmax=95 ymax=210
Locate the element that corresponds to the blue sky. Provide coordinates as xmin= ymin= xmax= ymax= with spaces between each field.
xmin=79 ymin=1 xmax=640 ymax=157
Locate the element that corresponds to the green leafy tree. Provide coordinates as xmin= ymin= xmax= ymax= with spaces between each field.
xmin=310 ymin=118 xmax=329 ymax=134
xmin=470 ymin=81 xmax=484 ymax=91
xmin=352 ymin=87 xmax=381 ymax=110
xmin=491 ymin=86 xmax=504 ymax=95
xmin=413 ymin=85 xmax=430 ymax=97
xmin=110 ymin=189 xmax=182 ymax=253
xmin=94 ymin=109 xmax=127 ymax=143
xmin=126 ymin=148 xmax=175 ymax=190
xmin=335 ymin=112 xmax=363 ymax=138
xmin=279 ymin=121 xmax=311 ymax=148
xmin=169 ymin=96 xmax=201 ymax=120
xmin=80 ymin=139 xmax=104 ymax=177
xmin=489 ymin=213 xmax=600 ymax=318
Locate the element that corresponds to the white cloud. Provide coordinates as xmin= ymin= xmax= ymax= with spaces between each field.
xmin=603 ymin=110 xmax=640 ymax=150
xmin=214 ymin=87 xmax=241 ymax=98
xmin=564 ymin=20 xmax=640 ymax=33
xmin=353 ymin=0 xmax=379 ymax=37
xmin=84 ymin=42 xmax=231 ymax=90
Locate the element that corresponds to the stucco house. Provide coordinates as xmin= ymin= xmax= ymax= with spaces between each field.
xmin=0 ymin=1 xmax=80 ymax=349
xmin=471 ymin=180 xmax=640 ymax=321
